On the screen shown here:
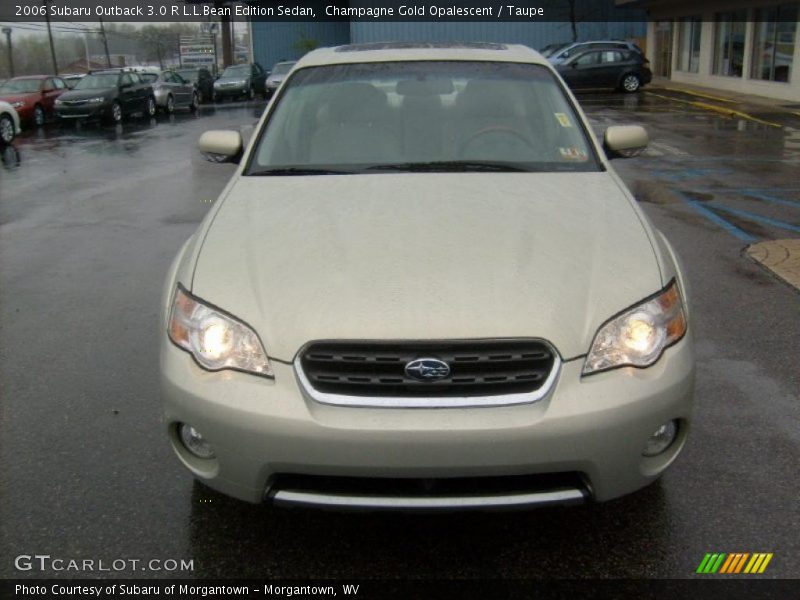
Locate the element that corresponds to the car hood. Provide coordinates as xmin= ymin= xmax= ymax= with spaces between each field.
xmin=191 ymin=173 xmax=661 ymax=361
xmin=217 ymin=76 xmax=247 ymax=83
xmin=59 ymin=88 xmax=115 ymax=100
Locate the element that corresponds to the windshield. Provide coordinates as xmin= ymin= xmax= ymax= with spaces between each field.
xmin=74 ymin=74 xmax=119 ymax=89
xmin=177 ymin=70 xmax=198 ymax=81
xmin=139 ymin=73 xmax=159 ymax=83
xmin=271 ymin=62 xmax=294 ymax=76
xmin=0 ymin=79 xmax=42 ymax=93
xmin=248 ymin=61 xmax=598 ymax=175
xmin=222 ymin=65 xmax=249 ymax=77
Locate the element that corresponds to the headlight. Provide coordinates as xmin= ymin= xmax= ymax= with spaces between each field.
xmin=582 ymin=279 xmax=687 ymax=375
xmin=11 ymin=101 xmax=24 ymax=108
xmin=167 ymin=285 xmax=273 ymax=377
xmin=55 ymin=98 xmax=63 ymax=105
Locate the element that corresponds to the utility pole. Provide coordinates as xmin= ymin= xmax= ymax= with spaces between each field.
xmin=1 ymin=27 xmax=13 ymax=78
xmin=178 ymin=34 xmax=183 ymax=68
xmin=217 ymin=1 xmax=233 ymax=68
xmin=42 ymin=0 xmax=59 ymax=75
xmin=210 ymin=23 xmax=219 ymax=75
xmin=99 ymin=17 xmax=111 ymax=68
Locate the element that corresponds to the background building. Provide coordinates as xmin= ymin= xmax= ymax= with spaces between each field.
xmin=249 ymin=1 xmax=647 ymax=71
xmin=633 ymin=0 xmax=799 ymax=101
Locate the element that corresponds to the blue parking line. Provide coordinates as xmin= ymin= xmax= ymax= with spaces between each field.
xmin=676 ymin=192 xmax=758 ymax=243
xmin=742 ymin=191 xmax=800 ymax=209
xmin=710 ymin=204 xmax=800 ymax=234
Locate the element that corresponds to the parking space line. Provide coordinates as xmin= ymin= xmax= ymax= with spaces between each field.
xmin=741 ymin=191 xmax=800 ymax=209
xmin=676 ymin=191 xmax=758 ymax=243
xmin=659 ymin=87 xmax=738 ymax=104
xmin=709 ymin=204 xmax=800 ymax=234
xmin=645 ymin=92 xmax=782 ymax=128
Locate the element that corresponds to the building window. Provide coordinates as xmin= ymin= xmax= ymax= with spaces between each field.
xmin=678 ymin=16 xmax=702 ymax=73
xmin=751 ymin=4 xmax=798 ymax=83
xmin=713 ymin=11 xmax=747 ymax=77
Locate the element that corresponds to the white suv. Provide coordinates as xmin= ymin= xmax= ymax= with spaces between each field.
xmin=160 ymin=42 xmax=694 ymax=510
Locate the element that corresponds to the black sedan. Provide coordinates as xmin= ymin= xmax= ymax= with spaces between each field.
xmin=55 ymin=69 xmax=156 ymax=123
xmin=556 ymin=48 xmax=652 ymax=93
xmin=213 ymin=63 xmax=268 ymax=101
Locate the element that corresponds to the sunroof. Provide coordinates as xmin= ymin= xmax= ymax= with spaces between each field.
xmin=336 ymin=42 xmax=508 ymax=53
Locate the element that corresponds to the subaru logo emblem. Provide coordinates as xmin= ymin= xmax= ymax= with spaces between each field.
xmin=405 ymin=358 xmax=451 ymax=382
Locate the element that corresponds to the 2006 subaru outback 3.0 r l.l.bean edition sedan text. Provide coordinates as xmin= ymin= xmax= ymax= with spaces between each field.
xmin=160 ymin=42 xmax=694 ymax=510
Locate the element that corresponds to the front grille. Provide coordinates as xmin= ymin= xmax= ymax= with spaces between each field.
xmin=61 ymin=100 xmax=88 ymax=106
xmin=297 ymin=340 xmax=557 ymax=405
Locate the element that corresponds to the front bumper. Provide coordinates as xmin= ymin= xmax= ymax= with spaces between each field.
xmin=154 ymin=89 xmax=170 ymax=107
xmin=161 ymin=334 xmax=695 ymax=507
xmin=56 ymin=102 xmax=111 ymax=119
xmin=214 ymin=85 xmax=247 ymax=97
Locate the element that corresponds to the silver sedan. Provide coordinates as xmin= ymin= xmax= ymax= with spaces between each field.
xmin=138 ymin=70 xmax=198 ymax=114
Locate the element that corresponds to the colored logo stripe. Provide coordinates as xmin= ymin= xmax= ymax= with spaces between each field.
xmin=697 ymin=553 xmax=773 ymax=574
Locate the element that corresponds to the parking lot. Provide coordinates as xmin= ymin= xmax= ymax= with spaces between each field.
xmin=1 ymin=92 xmax=798 ymax=579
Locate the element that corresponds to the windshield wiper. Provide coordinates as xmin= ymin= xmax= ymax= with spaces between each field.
xmin=366 ymin=161 xmax=532 ymax=173
xmin=249 ymin=167 xmax=356 ymax=176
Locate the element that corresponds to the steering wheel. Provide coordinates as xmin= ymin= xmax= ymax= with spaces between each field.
xmin=459 ymin=125 xmax=536 ymax=157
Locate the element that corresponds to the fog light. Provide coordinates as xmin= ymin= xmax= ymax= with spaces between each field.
xmin=178 ymin=424 xmax=215 ymax=459
xmin=642 ymin=420 xmax=678 ymax=457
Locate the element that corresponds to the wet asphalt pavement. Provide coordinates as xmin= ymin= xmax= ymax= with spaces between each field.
xmin=1 ymin=93 xmax=798 ymax=580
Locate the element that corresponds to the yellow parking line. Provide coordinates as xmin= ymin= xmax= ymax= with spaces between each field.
xmin=645 ymin=92 xmax=782 ymax=128
xmin=661 ymin=87 xmax=737 ymax=104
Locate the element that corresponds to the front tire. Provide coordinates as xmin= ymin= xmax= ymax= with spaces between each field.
xmin=110 ymin=101 xmax=123 ymax=123
xmin=33 ymin=104 xmax=46 ymax=127
xmin=621 ymin=73 xmax=642 ymax=93
xmin=247 ymin=86 xmax=255 ymax=101
xmin=190 ymin=92 xmax=199 ymax=113
xmin=165 ymin=95 xmax=175 ymax=114
xmin=0 ymin=115 xmax=15 ymax=144
xmin=146 ymin=96 xmax=156 ymax=118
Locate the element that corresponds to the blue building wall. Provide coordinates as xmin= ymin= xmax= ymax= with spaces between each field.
xmin=251 ymin=21 xmax=350 ymax=69
xmin=250 ymin=0 xmax=647 ymax=66
xmin=348 ymin=21 xmax=646 ymax=51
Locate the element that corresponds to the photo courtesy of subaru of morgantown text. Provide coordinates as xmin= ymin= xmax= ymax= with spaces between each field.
xmin=162 ymin=44 xmax=693 ymax=509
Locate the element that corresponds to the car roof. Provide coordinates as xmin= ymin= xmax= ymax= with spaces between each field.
xmin=10 ymin=75 xmax=48 ymax=80
xmin=296 ymin=42 xmax=547 ymax=68
xmin=560 ymin=40 xmax=632 ymax=50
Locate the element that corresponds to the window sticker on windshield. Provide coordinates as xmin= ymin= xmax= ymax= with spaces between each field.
xmin=559 ymin=147 xmax=588 ymax=161
xmin=555 ymin=113 xmax=572 ymax=128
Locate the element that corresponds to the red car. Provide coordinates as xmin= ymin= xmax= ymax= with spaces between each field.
xmin=0 ymin=76 xmax=69 ymax=126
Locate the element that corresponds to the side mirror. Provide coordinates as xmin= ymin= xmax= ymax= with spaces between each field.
xmin=198 ymin=130 xmax=243 ymax=164
xmin=604 ymin=125 xmax=649 ymax=159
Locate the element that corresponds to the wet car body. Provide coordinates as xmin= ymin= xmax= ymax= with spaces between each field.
xmin=0 ymin=101 xmax=22 ymax=144
xmin=557 ymin=47 xmax=653 ymax=93
xmin=177 ymin=68 xmax=215 ymax=103
xmin=265 ymin=61 xmax=297 ymax=96
xmin=55 ymin=69 xmax=156 ymax=123
xmin=0 ymin=76 xmax=68 ymax=126
xmin=138 ymin=69 xmax=198 ymax=114
xmin=213 ymin=63 xmax=268 ymax=101
xmin=162 ymin=43 xmax=694 ymax=510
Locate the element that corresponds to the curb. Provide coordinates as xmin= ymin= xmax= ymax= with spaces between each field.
xmin=746 ymin=239 xmax=800 ymax=291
